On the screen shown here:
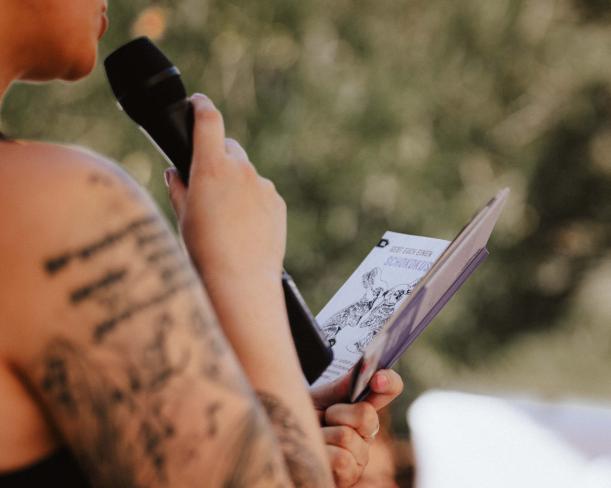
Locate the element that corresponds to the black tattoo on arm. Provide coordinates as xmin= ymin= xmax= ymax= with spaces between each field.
xmin=44 ymin=215 xmax=157 ymax=275
xmin=91 ymin=275 xmax=196 ymax=343
xmin=37 ymin=337 xmax=293 ymax=487
xmin=40 ymin=339 xmax=143 ymax=486
xmin=46 ymin=215 xmax=197 ymax=343
xmin=257 ymin=392 xmax=329 ymax=488
xmin=70 ymin=268 xmax=128 ymax=304
xmin=35 ymin=212 xmax=299 ymax=487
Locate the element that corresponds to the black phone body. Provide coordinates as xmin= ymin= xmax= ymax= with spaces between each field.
xmin=282 ymin=271 xmax=334 ymax=384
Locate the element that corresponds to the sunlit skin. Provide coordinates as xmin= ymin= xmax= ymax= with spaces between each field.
xmin=0 ymin=0 xmax=110 ymax=470
xmin=0 ymin=0 xmax=107 ymax=88
xmin=0 ymin=1 xmax=403 ymax=485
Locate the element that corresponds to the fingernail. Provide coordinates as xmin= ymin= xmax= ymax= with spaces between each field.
xmin=374 ymin=373 xmax=389 ymax=390
xmin=191 ymin=93 xmax=212 ymax=105
xmin=163 ymin=168 xmax=173 ymax=187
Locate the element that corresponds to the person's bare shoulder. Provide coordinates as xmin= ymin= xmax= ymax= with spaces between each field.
xmin=0 ymin=141 xmax=163 ymax=359
xmin=0 ymin=140 xmax=149 ymax=229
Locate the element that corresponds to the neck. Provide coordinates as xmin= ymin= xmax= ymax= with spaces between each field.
xmin=0 ymin=13 xmax=26 ymax=117
xmin=0 ymin=34 xmax=23 ymax=114
xmin=0 ymin=60 xmax=24 ymax=132
xmin=0 ymin=73 xmax=12 ymax=108
xmin=0 ymin=73 xmax=11 ymax=132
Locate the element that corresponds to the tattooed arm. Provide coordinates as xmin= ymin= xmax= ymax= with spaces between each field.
xmin=0 ymin=140 xmax=330 ymax=486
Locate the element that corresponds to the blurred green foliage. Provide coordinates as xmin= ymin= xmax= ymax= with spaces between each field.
xmin=3 ymin=0 xmax=611 ymax=428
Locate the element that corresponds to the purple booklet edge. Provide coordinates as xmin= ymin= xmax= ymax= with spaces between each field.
xmin=351 ymin=247 xmax=489 ymax=403
xmin=383 ymin=246 xmax=489 ymax=368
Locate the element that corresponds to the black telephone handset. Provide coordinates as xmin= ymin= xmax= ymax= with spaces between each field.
xmin=281 ymin=271 xmax=334 ymax=383
xmin=104 ymin=37 xmax=333 ymax=384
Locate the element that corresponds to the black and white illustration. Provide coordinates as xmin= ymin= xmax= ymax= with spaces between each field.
xmin=320 ymin=267 xmax=388 ymax=346
xmin=347 ymin=281 xmax=418 ymax=354
xmin=320 ymin=266 xmax=419 ymax=352
xmin=313 ymin=231 xmax=449 ymax=387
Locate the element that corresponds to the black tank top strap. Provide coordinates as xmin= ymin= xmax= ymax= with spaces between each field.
xmin=0 ymin=448 xmax=90 ymax=487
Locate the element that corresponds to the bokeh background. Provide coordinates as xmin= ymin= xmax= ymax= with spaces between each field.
xmin=3 ymin=0 xmax=611 ymax=440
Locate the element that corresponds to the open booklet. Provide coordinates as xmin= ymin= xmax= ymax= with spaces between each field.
xmin=311 ymin=188 xmax=510 ymax=402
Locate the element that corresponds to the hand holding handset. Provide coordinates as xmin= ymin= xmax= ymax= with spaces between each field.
xmin=104 ymin=37 xmax=333 ymax=384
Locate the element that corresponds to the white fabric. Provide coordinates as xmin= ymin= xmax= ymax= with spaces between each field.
xmin=408 ymin=391 xmax=611 ymax=488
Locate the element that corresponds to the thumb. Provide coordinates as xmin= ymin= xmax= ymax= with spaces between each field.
xmin=364 ymin=370 xmax=404 ymax=411
xmin=164 ymin=168 xmax=188 ymax=220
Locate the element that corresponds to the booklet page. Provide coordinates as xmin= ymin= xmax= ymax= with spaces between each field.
xmin=313 ymin=231 xmax=449 ymax=387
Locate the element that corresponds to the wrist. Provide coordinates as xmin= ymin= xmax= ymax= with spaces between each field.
xmin=203 ymin=268 xmax=284 ymax=302
xmin=188 ymin=249 xmax=283 ymax=291
xmin=203 ymin=270 xmax=289 ymax=337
